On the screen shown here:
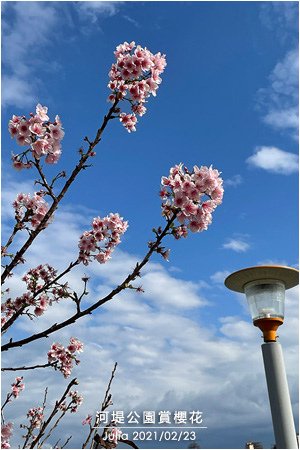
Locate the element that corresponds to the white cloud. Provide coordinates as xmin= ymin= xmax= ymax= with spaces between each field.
xmin=210 ymin=270 xmax=231 ymax=284
xmin=1 ymin=75 xmax=37 ymax=109
xmin=259 ymin=2 xmax=298 ymax=43
xmin=123 ymin=14 xmax=140 ymax=28
xmin=224 ymin=174 xmax=243 ymax=187
xmin=141 ymin=270 xmax=208 ymax=309
xmin=223 ymin=238 xmax=250 ymax=253
xmin=257 ymin=48 xmax=299 ymax=139
xmin=264 ymin=107 xmax=298 ymax=130
xmin=77 ymin=1 xmax=121 ymax=23
xmin=247 ymin=146 xmax=298 ymax=175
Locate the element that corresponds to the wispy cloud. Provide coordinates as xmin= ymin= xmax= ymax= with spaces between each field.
xmin=259 ymin=2 xmax=298 ymax=45
xmin=210 ymin=270 xmax=231 ymax=284
xmin=256 ymin=3 xmax=298 ymax=142
xmin=2 ymin=2 xmax=122 ymax=108
xmin=123 ymin=14 xmax=140 ymax=28
xmin=75 ymin=1 xmax=122 ymax=34
xmin=77 ymin=1 xmax=121 ymax=22
xmin=247 ymin=146 xmax=298 ymax=175
xmin=2 ymin=2 xmax=60 ymax=108
xmin=222 ymin=238 xmax=250 ymax=253
xmin=224 ymin=174 xmax=243 ymax=187
xmin=256 ymin=48 xmax=299 ymax=139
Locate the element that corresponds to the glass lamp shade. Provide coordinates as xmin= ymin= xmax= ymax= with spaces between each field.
xmin=244 ymin=279 xmax=285 ymax=321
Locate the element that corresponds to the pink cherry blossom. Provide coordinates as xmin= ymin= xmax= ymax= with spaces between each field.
xmin=8 ymin=104 xmax=64 ymax=168
xmin=78 ymin=213 xmax=128 ymax=266
xmin=67 ymin=337 xmax=84 ymax=354
xmin=49 ymin=123 xmax=65 ymax=140
xmin=13 ymin=192 xmax=50 ymax=230
xmin=18 ymin=120 xmax=31 ymax=136
xmin=31 ymin=139 xmax=47 ymax=158
xmin=160 ymin=163 xmax=224 ymax=239
xmin=1 ymin=264 xmax=71 ymax=325
xmin=47 ymin=338 xmax=84 ymax=378
xmin=1 ymin=422 xmax=13 ymax=449
xmin=29 ymin=121 xmax=44 ymax=136
xmin=36 ymin=103 xmax=49 ymax=121
xmin=82 ymin=414 xmax=93 ymax=426
xmin=11 ymin=377 xmax=25 ymax=398
xmin=68 ymin=390 xmax=83 ymax=413
xmin=11 ymin=155 xmax=32 ymax=171
xmin=108 ymin=41 xmax=166 ymax=132
xmin=27 ymin=407 xmax=44 ymax=429
xmin=119 ymin=113 xmax=137 ymax=133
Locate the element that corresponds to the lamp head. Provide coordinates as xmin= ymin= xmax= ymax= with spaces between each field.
xmin=224 ymin=265 xmax=299 ymax=342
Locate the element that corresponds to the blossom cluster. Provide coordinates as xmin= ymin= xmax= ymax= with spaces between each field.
xmin=1 ymin=422 xmax=13 ymax=449
xmin=68 ymin=391 xmax=84 ymax=413
xmin=9 ymin=104 xmax=64 ymax=169
xmin=1 ymin=264 xmax=69 ymax=326
xmin=59 ymin=390 xmax=83 ymax=414
xmin=22 ymin=264 xmax=57 ymax=292
xmin=13 ymin=192 xmax=50 ymax=230
xmin=11 ymin=377 xmax=25 ymax=399
xmin=82 ymin=414 xmax=93 ymax=426
xmin=47 ymin=337 xmax=84 ymax=378
xmin=78 ymin=213 xmax=128 ymax=266
xmin=27 ymin=407 xmax=44 ymax=429
xmin=160 ymin=163 xmax=224 ymax=236
xmin=108 ymin=41 xmax=166 ymax=132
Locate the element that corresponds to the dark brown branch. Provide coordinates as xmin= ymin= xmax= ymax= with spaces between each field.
xmin=1 ymin=362 xmax=53 ymax=372
xmin=2 ymin=213 xmax=176 ymax=352
xmin=3 ymin=210 xmax=32 ymax=252
xmin=61 ymin=435 xmax=72 ymax=449
xmin=34 ymin=159 xmax=57 ymax=201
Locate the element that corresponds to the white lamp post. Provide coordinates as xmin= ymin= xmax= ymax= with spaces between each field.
xmin=225 ymin=265 xmax=299 ymax=449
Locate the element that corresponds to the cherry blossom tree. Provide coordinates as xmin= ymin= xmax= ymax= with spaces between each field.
xmin=1 ymin=41 xmax=224 ymax=449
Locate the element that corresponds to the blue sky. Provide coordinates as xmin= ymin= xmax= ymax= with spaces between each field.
xmin=1 ymin=2 xmax=299 ymax=449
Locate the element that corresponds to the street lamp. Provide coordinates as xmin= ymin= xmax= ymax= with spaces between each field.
xmin=225 ymin=265 xmax=299 ymax=449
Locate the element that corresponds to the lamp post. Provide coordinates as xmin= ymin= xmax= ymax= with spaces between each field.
xmin=224 ymin=265 xmax=299 ymax=449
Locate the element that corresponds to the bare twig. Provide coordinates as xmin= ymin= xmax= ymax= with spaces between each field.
xmin=101 ymin=363 xmax=118 ymax=411
xmin=2 ymin=362 xmax=53 ymax=372
xmin=61 ymin=435 xmax=72 ymax=449
xmin=82 ymin=363 xmax=118 ymax=449
xmin=33 ymin=159 xmax=57 ymax=201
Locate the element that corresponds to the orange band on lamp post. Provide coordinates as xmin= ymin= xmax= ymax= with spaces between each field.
xmin=253 ymin=317 xmax=283 ymax=342
xmin=224 ymin=265 xmax=299 ymax=449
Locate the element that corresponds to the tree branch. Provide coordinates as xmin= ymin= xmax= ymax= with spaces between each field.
xmin=1 ymin=362 xmax=53 ymax=372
